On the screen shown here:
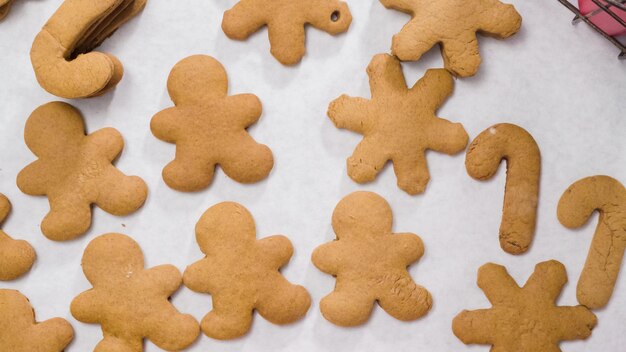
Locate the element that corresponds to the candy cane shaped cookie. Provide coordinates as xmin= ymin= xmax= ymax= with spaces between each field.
xmin=558 ymin=175 xmax=626 ymax=309
xmin=465 ymin=123 xmax=540 ymax=254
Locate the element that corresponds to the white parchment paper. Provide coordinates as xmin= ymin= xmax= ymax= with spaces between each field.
xmin=0 ymin=0 xmax=625 ymax=351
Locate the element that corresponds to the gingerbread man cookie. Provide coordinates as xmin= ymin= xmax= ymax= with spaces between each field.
xmin=453 ymin=260 xmax=597 ymax=351
xmin=558 ymin=175 xmax=626 ymax=309
xmin=0 ymin=289 xmax=74 ymax=352
xmin=17 ymin=102 xmax=148 ymax=241
xmin=380 ymin=0 xmax=521 ymax=77
xmin=222 ymin=0 xmax=352 ymax=65
xmin=71 ymin=233 xmax=199 ymax=351
xmin=328 ymin=54 xmax=468 ymax=194
xmin=151 ymin=55 xmax=273 ymax=192
xmin=0 ymin=193 xmax=35 ymax=281
xmin=466 ymin=123 xmax=541 ymax=255
xmin=184 ymin=202 xmax=311 ymax=339
xmin=30 ymin=0 xmax=147 ymax=98
xmin=312 ymin=191 xmax=432 ymax=326
xmin=0 ymin=0 xmax=13 ymax=20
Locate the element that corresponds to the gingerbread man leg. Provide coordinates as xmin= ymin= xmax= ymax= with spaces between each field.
xmin=95 ymin=335 xmax=138 ymax=352
xmin=202 ymin=293 xmax=254 ymax=339
xmin=147 ymin=306 xmax=199 ymax=350
xmin=163 ymin=148 xmax=215 ymax=192
xmin=320 ymin=281 xmax=374 ymax=326
xmin=377 ymin=274 xmax=431 ymax=321
xmin=220 ymin=133 xmax=273 ymax=183
xmin=347 ymin=138 xmax=389 ymax=183
xmin=96 ymin=167 xmax=147 ymax=215
xmin=42 ymin=193 xmax=92 ymax=241
xmin=256 ymin=275 xmax=310 ymax=324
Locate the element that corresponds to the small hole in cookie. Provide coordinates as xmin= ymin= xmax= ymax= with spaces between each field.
xmin=331 ymin=11 xmax=340 ymax=22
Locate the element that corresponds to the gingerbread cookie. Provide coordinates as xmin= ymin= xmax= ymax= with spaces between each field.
xmin=151 ymin=55 xmax=274 ymax=192
xmin=558 ymin=175 xmax=626 ymax=309
xmin=312 ymin=191 xmax=431 ymax=326
xmin=30 ymin=0 xmax=147 ymax=98
xmin=184 ymin=202 xmax=310 ymax=339
xmin=328 ymin=54 xmax=468 ymax=194
xmin=0 ymin=289 xmax=74 ymax=352
xmin=71 ymin=233 xmax=199 ymax=351
xmin=0 ymin=0 xmax=13 ymax=20
xmin=17 ymin=102 xmax=148 ymax=241
xmin=0 ymin=193 xmax=35 ymax=281
xmin=380 ymin=0 xmax=521 ymax=77
xmin=453 ymin=260 xmax=597 ymax=351
xmin=222 ymin=0 xmax=352 ymax=65
xmin=465 ymin=123 xmax=541 ymax=255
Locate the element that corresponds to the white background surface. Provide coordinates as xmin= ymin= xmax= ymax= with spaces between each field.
xmin=1 ymin=0 xmax=625 ymax=351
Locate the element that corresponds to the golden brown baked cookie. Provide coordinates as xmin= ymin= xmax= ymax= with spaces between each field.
xmin=71 ymin=233 xmax=200 ymax=351
xmin=0 ymin=0 xmax=13 ymax=20
xmin=0 ymin=193 xmax=35 ymax=281
xmin=151 ymin=55 xmax=274 ymax=192
xmin=0 ymin=289 xmax=74 ymax=352
xmin=380 ymin=0 xmax=522 ymax=77
xmin=558 ymin=175 xmax=626 ymax=309
xmin=30 ymin=0 xmax=147 ymax=98
xmin=184 ymin=202 xmax=311 ymax=339
xmin=465 ymin=123 xmax=541 ymax=255
xmin=312 ymin=191 xmax=432 ymax=326
xmin=453 ymin=260 xmax=597 ymax=351
xmin=328 ymin=54 xmax=468 ymax=194
xmin=222 ymin=0 xmax=352 ymax=65
xmin=17 ymin=102 xmax=148 ymax=241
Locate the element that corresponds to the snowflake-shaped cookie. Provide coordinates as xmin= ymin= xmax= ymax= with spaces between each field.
xmin=453 ymin=260 xmax=597 ymax=351
xmin=328 ymin=54 xmax=468 ymax=194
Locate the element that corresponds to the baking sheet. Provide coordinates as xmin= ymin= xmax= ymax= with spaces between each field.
xmin=1 ymin=0 xmax=625 ymax=351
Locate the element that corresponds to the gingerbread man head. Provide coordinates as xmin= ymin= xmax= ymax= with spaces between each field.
xmin=71 ymin=233 xmax=199 ymax=351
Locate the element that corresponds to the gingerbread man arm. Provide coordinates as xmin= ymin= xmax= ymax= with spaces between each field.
xmin=388 ymin=10 xmax=441 ymax=62
xmin=16 ymin=161 xmax=49 ymax=196
xmin=95 ymin=166 xmax=147 ymax=216
xmin=70 ymin=290 xmax=103 ymax=324
xmin=150 ymin=107 xmax=185 ymax=143
xmin=311 ymin=241 xmax=343 ymax=276
xmin=478 ymin=0 xmax=522 ymax=38
xmin=145 ymin=264 xmax=183 ymax=296
xmin=225 ymin=94 xmax=262 ymax=128
xmin=424 ymin=116 xmax=469 ymax=155
xmin=390 ymin=233 xmax=424 ymax=264
xmin=183 ymin=259 xmax=214 ymax=293
xmin=87 ymin=127 xmax=124 ymax=161
xmin=256 ymin=235 xmax=294 ymax=270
